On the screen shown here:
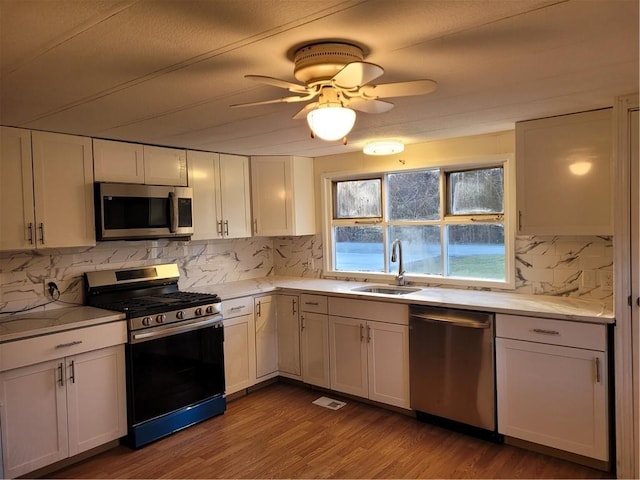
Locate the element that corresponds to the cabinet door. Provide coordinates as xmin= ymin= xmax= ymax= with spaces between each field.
xmin=188 ymin=150 xmax=222 ymax=240
xmin=367 ymin=321 xmax=410 ymax=408
xmin=251 ymin=156 xmax=291 ymax=236
xmin=516 ymin=108 xmax=612 ymax=235
xmin=276 ymin=294 xmax=300 ymax=377
xmin=328 ymin=315 xmax=368 ymax=398
xmin=254 ymin=296 xmax=278 ymax=379
xmin=0 ymin=360 xmax=68 ymax=479
xmin=496 ymin=338 xmax=608 ymax=460
xmin=31 ymin=131 xmax=95 ymax=248
xmin=65 ymin=345 xmax=126 ymax=456
xmin=218 ymin=154 xmax=252 ymax=238
xmin=143 ymin=145 xmax=187 ymax=186
xmin=93 ymin=139 xmax=144 ymax=183
xmin=223 ymin=313 xmax=256 ymax=395
xmin=250 ymin=156 xmax=315 ymax=236
xmin=301 ymin=312 xmax=330 ymax=388
xmin=0 ymin=127 xmax=35 ymax=250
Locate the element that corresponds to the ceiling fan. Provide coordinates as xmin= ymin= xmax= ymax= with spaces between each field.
xmin=231 ymin=42 xmax=438 ymax=143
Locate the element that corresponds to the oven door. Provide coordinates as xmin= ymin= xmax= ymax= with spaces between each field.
xmin=126 ymin=316 xmax=225 ymax=428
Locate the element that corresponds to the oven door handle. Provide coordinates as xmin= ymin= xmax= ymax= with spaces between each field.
xmin=131 ymin=316 xmax=222 ymax=344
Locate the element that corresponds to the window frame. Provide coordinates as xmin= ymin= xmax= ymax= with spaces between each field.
xmin=321 ymin=154 xmax=515 ymax=289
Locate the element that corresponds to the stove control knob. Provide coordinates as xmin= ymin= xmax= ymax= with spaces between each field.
xmin=206 ymin=305 xmax=215 ymax=315
xmin=156 ymin=314 xmax=166 ymax=324
xmin=195 ymin=307 xmax=203 ymax=316
xmin=176 ymin=311 xmax=184 ymax=320
xmin=142 ymin=316 xmax=152 ymax=326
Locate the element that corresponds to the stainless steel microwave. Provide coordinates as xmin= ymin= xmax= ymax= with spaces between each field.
xmin=95 ymin=182 xmax=194 ymax=240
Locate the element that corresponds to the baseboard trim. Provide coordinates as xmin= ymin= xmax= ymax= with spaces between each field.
xmin=504 ymin=436 xmax=611 ymax=472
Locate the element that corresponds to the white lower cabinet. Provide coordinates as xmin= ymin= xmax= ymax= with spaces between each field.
xmin=222 ymin=297 xmax=256 ymax=395
xmin=0 ymin=344 xmax=126 ymax=478
xmin=300 ymin=294 xmax=330 ymax=388
xmin=276 ymin=294 xmax=301 ymax=378
xmin=496 ymin=314 xmax=609 ymax=462
xmin=328 ymin=297 xmax=410 ymax=409
xmin=254 ymin=295 xmax=278 ymax=380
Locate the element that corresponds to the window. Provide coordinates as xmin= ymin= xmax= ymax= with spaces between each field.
xmin=325 ymin=162 xmax=512 ymax=286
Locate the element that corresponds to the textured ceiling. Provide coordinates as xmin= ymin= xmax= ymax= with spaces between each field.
xmin=0 ymin=0 xmax=638 ymax=157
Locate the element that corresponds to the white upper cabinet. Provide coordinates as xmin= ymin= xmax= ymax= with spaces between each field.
xmin=0 ymin=128 xmax=95 ymax=250
xmin=516 ymin=108 xmax=613 ymax=235
xmin=143 ymin=145 xmax=187 ymax=186
xmin=188 ymin=151 xmax=251 ymax=240
xmin=0 ymin=127 xmax=34 ymax=250
xmin=93 ymin=139 xmax=187 ymax=186
xmin=93 ymin=139 xmax=144 ymax=183
xmin=250 ymin=155 xmax=316 ymax=236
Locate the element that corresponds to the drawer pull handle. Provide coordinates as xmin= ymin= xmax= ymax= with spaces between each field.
xmin=305 ymin=302 xmax=319 ymax=306
xmin=55 ymin=340 xmax=83 ymax=349
xmin=229 ymin=306 xmax=246 ymax=312
xmin=531 ymin=328 xmax=560 ymax=336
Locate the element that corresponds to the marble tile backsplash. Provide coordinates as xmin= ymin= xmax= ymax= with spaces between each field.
xmin=0 ymin=237 xmax=273 ymax=314
xmin=273 ymin=234 xmax=614 ymax=303
xmin=0 ymin=233 xmax=612 ymax=314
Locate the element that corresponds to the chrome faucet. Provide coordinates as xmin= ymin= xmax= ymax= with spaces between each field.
xmin=391 ymin=239 xmax=405 ymax=286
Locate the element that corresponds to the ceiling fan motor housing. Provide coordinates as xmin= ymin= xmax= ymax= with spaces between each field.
xmin=294 ymin=42 xmax=364 ymax=84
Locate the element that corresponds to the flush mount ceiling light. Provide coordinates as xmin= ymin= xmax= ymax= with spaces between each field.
xmin=306 ymin=87 xmax=356 ymax=141
xmin=363 ymin=140 xmax=405 ymax=155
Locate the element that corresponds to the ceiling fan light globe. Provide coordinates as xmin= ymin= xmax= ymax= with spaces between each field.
xmin=307 ymin=106 xmax=356 ymax=141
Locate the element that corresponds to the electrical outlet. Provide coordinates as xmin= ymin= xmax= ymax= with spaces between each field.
xmin=43 ymin=278 xmax=58 ymax=298
xmin=599 ymin=271 xmax=614 ymax=291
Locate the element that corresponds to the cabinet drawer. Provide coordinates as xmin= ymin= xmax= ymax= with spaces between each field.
xmin=328 ymin=297 xmax=408 ymax=325
xmin=496 ymin=314 xmax=606 ymax=351
xmin=300 ymin=294 xmax=327 ymax=313
xmin=223 ymin=296 xmax=254 ymax=319
xmin=0 ymin=321 xmax=127 ymax=372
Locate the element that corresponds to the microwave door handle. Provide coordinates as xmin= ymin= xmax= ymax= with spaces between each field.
xmin=168 ymin=191 xmax=178 ymax=233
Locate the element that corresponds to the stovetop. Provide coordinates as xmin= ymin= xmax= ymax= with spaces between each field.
xmin=91 ymin=291 xmax=221 ymax=319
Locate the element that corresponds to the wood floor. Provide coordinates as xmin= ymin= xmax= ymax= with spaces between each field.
xmin=48 ymin=382 xmax=612 ymax=479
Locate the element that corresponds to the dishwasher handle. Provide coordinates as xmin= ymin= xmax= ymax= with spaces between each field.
xmin=410 ymin=311 xmax=491 ymax=329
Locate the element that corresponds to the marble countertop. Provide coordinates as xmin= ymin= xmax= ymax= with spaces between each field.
xmin=0 ymin=276 xmax=612 ymax=344
xmin=197 ymin=276 xmax=613 ymax=324
xmin=0 ymin=306 xmax=126 ymax=343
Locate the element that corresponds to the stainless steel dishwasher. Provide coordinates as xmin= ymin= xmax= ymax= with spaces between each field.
xmin=409 ymin=305 xmax=500 ymax=440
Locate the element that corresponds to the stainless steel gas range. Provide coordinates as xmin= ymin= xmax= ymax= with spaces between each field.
xmin=85 ymin=264 xmax=225 ymax=449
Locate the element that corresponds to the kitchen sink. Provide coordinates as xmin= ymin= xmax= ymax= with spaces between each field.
xmin=351 ymin=285 xmax=422 ymax=295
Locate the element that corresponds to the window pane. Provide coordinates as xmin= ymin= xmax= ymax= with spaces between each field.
xmin=334 ymin=226 xmax=384 ymax=272
xmin=334 ymin=179 xmax=382 ymax=218
xmin=447 ymin=224 xmax=504 ymax=280
xmin=388 ymin=170 xmax=440 ymax=221
xmin=448 ymin=167 xmax=503 ymax=215
xmin=388 ymin=225 xmax=441 ymax=275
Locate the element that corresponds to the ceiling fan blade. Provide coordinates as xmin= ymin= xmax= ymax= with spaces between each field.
xmin=348 ymin=98 xmax=395 ymax=114
xmin=230 ymin=95 xmax=312 ymax=108
xmin=245 ymin=75 xmax=308 ymax=93
xmin=292 ymin=102 xmax=318 ymax=120
xmin=332 ymin=62 xmax=384 ymax=89
xmin=361 ymin=79 xmax=438 ymax=99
